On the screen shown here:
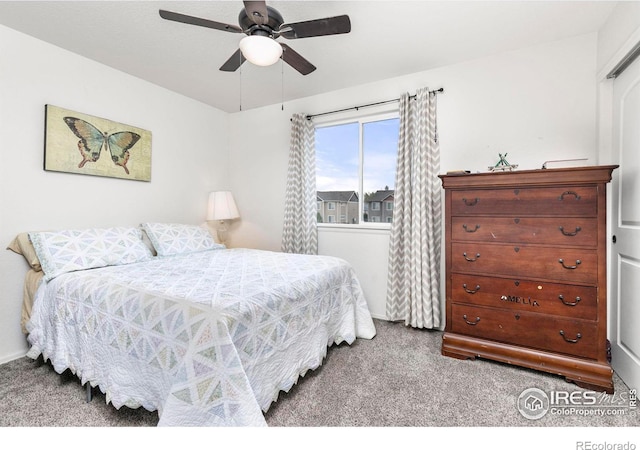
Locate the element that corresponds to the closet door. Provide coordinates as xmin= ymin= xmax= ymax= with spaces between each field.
xmin=610 ymin=52 xmax=640 ymax=391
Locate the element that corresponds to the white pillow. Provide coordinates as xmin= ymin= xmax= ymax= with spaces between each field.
xmin=29 ymin=227 xmax=153 ymax=281
xmin=140 ymin=223 xmax=224 ymax=256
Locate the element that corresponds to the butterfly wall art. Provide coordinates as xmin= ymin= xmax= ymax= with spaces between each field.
xmin=44 ymin=105 xmax=152 ymax=181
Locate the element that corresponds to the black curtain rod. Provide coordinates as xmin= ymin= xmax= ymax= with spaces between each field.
xmin=305 ymin=87 xmax=444 ymax=120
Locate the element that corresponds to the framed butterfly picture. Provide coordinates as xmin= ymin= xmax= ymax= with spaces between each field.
xmin=44 ymin=105 xmax=152 ymax=181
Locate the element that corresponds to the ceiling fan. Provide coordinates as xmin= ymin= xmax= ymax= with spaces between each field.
xmin=159 ymin=1 xmax=351 ymax=75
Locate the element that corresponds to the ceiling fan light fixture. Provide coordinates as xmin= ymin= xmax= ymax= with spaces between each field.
xmin=239 ymin=35 xmax=282 ymax=66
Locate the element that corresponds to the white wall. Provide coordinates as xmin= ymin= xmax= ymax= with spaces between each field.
xmin=597 ymin=1 xmax=640 ymax=77
xmin=228 ymin=33 xmax=600 ymax=320
xmin=0 ymin=25 xmax=230 ymax=364
xmin=596 ymin=2 xmax=640 ymax=166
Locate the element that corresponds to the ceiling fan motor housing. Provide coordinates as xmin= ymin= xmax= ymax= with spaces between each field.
xmin=239 ymin=6 xmax=284 ymax=37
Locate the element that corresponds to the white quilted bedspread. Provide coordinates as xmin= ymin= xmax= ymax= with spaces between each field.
xmin=26 ymin=248 xmax=376 ymax=426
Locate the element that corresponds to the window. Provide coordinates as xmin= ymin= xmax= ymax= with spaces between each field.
xmin=328 ymin=202 xmax=336 ymax=210
xmin=315 ymin=113 xmax=399 ymax=226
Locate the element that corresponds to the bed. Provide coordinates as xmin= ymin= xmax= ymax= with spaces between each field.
xmin=8 ymin=224 xmax=376 ymax=426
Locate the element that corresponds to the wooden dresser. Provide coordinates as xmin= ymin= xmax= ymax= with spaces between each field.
xmin=439 ymin=165 xmax=617 ymax=393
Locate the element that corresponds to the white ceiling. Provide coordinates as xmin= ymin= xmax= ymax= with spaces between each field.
xmin=0 ymin=1 xmax=618 ymax=112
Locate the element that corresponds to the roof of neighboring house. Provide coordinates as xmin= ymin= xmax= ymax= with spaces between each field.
xmin=317 ymin=191 xmax=359 ymax=202
xmin=365 ymin=190 xmax=394 ymax=202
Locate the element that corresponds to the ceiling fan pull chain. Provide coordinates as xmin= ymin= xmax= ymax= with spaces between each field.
xmin=239 ymin=51 xmax=243 ymax=112
xmin=281 ymin=55 xmax=284 ymax=111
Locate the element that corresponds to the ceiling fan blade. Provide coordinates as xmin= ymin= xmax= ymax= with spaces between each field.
xmin=220 ymin=49 xmax=246 ymax=72
xmin=159 ymin=9 xmax=243 ymax=33
xmin=280 ymin=15 xmax=351 ymax=39
xmin=243 ymin=1 xmax=269 ymax=25
xmin=281 ymin=44 xmax=316 ymax=75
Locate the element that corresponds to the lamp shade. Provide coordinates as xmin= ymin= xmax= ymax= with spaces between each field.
xmin=207 ymin=191 xmax=240 ymax=221
xmin=239 ymin=35 xmax=283 ymax=66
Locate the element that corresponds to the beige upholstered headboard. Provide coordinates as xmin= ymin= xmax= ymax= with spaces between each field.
xmin=21 ymin=270 xmax=43 ymax=334
xmin=7 ymin=233 xmax=44 ymax=333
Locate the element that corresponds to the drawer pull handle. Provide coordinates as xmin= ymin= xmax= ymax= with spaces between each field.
xmin=559 ymin=226 xmax=582 ymax=236
xmin=462 ymin=197 xmax=478 ymax=206
xmin=559 ymin=295 xmax=581 ymax=306
xmin=463 ymin=315 xmax=481 ymax=326
xmin=559 ymin=191 xmax=581 ymax=201
xmin=463 ymin=252 xmax=480 ymax=262
xmin=462 ymin=224 xmax=481 ymax=233
xmin=559 ymin=330 xmax=582 ymax=343
xmin=463 ymin=284 xmax=480 ymax=294
xmin=558 ymin=258 xmax=581 ymax=269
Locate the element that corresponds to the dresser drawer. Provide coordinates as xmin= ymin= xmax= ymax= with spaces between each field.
xmin=450 ymin=304 xmax=599 ymax=359
xmin=451 ymin=242 xmax=598 ymax=284
xmin=450 ymin=274 xmax=597 ymax=320
xmin=451 ymin=217 xmax=597 ymax=247
xmin=450 ymin=186 xmax=598 ymax=217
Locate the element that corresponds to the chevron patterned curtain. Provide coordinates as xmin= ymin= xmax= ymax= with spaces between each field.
xmin=281 ymin=113 xmax=318 ymax=255
xmin=386 ymin=88 xmax=442 ymax=328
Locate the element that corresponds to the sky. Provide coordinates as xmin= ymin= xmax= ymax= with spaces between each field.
xmin=315 ymin=117 xmax=399 ymax=194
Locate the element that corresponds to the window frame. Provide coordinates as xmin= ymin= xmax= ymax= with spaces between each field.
xmin=315 ymin=109 xmax=399 ymax=230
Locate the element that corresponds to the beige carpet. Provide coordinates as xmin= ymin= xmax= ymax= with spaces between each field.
xmin=0 ymin=319 xmax=637 ymax=427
